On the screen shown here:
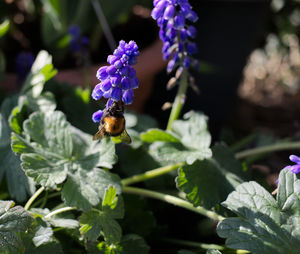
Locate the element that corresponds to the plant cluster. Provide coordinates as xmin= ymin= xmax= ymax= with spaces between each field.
xmin=0 ymin=0 xmax=300 ymax=254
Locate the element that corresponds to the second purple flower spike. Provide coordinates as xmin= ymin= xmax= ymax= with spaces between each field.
xmin=151 ymin=0 xmax=199 ymax=73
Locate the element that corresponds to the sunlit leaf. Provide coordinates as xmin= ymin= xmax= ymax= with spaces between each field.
xmin=217 ymin=169 xmax=300 ymax=254
xmin=149 ymin=111 xmax=212 ymax=165
xmin=21 ymin=50 xmax=57 ymax=97
xmin=0 ymin=19 xmax=10 ymax=38
xmin=61 ymin=168 xmax=121 ymax=211
xmin=140 ymin=128 xmax=180 ymax=143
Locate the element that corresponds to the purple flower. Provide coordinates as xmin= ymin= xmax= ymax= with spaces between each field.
xmin=15 ymin=52 xmax=34 ymax=80
xmin=68 ymin=25 xmax=89 ymax=53
xmin=284 ymin=155 xmax=300 ymax=174
xmin=92 ymin=110 xmax=104 ymax=123
xmin=151 ymin=0 xmax=199 ymax=73
xmin=91 ymin=40 xmax=140 ymax=121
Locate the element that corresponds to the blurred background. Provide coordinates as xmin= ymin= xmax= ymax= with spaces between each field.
xmin=0 ymin=0 xmax=300 ymax=150
xmin=1 ymin=1 xmax=300 ymax=251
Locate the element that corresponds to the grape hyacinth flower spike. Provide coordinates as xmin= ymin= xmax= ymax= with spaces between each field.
xmin=152 ymin=0 xmax=200 ymax=130
xmin=284 ymin=155 xmax=300 ymax=174
xmin=91 ymin=40 xmax=140 ymax=143
xmin=68 ymin=25 xmax=90 ymax=54
xmin=152 ymin=0 xmax=199 ymax=73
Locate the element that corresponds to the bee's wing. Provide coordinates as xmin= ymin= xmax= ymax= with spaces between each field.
xmin=93 ymin=127 xmax=106 ymax=140
xmin=119 ymin=129 xmax=131 ymax=144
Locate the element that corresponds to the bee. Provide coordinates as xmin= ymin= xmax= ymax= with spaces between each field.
xmin=93 ymin=101 xmax=131 ymax=144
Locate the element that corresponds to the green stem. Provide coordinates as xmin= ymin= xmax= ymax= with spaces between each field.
xmin=24 ymin=186 xmax=45 ymax=211
xmin=235 ymin=142 xmax=300 ymax=160
xmin=40 ymin=191 xmax=48 ymax=209
xmin=44 ymin=206 xmax=76 ymax=219
xmin=121 ymin=162 xmax=185 ymax=186
xmin=31 ymin=192 xmax=61 ymax=208
xmin=163 ymin=238 xmax=224 ymax=250
xmin=123 ymin=186 xmax=224 ymax=221
xmin=167 ymin=69 xmax=188 ymax=131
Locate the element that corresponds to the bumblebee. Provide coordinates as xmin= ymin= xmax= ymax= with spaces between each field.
xmin=93 ymin=101 xmax=131 ymax=144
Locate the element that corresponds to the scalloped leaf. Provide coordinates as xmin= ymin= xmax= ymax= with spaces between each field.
xmin=217 ymin=169 xmax=300 ymax=254
xmin=79 ymin=186 xmax=124 ymax=242
xmin=176 ymin=159 xmax=236 ymax=209
xmin=11 ymin=110 xmax=117 ymax=190
xmin=21 ymin=50 xmax=57 ymax=97
xmin=61 ymin=168 xmax=121 ymax=211
xmin=149 ymin=112 xmax=212 ymax=165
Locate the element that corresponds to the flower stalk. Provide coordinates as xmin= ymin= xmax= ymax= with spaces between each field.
xmin=44 ymin=206 xmax=76 ymax=219
xmin=121 ymin=162 xmax=185 ymax=186
xmin=24 ymin=186 xmax=45 ymax=211
xmin=166 ymin=69 xmax=188 ymax=130
xmin=123 ymin=186 xmax=224 ymax=221
xmin=235 ymin=142 xmax=300 ymax=159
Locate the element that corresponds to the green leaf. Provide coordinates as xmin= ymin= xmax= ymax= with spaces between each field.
xmin=150 ymin=142 xmax=212 ymax=165
xmin=30 ymin=208 xmax=79 ymax=229
xmin=21 ymin=216 xmax=63 ymax=254
xmin=212 ymin=143 xmax=248 ymax=180
xmin=0 ymin=19 xmax=10 ymax=38
xmin=9 ymin=92 xmax=56 ymax=135
xmin=206 ymin=250 xmax=222 ymax=254
xmin=97 ymin=234 xmax=150 ymax=254
xmin=124 ymin=112 xmax=158 ymax=149
xmin=22 ymin=50 xmax=57 ymax=97
xmin=0 ymin=97 xmax=35 ymax=202
xmin=9 ymin=99 xmax=28 ymax=134
xmin=56 ymin=34 xmax=71 ymax=48
xmin=217 ymin=169 xmax=300 ymax=254
xmin=100 ymin=213 xmax=122 ymax=244
xmin=140 ymin=128 xmax=180 ymax=143
xmin=122 ymin=196 xmax=156 ymax=237
xmin=32 ymin=218 xmax=53 ymax=247
xmin=79 ymin=209 xmax=122 ymax=243
xmin=119 ymin=234 xmax=150 ymax=254
xmin=71 ymin=127 xmax=117 ymax=170
xmin=172 ymin=111 xmax=211 ymax=151
xmin=11 ymin=111 xmax=72 ymax=188
xmin=61 ymin=167 xmax=121 ymax=211
xmin=11 ymin=111 xmax=117 ymax=193
xmin=102 ymin=185 xmax=118 ymax=210
xmin=277 ymin=168 xmax=300 ymax=215
xmin=80 ymin=210 xmax=103 ymax=241
xmin=175 ymin=143 xmax=245 ymax=209
xmin=11 ymin=109 xmax=119 ymax=210
xmin=149 ymin=111 xmax=212 ymax=165
xmin=24 ymin=241 xmax=63 ymax=254
xmin=79 ymin=186 xmax=123 ymax=243
xmin=0 ymin=201 xmax=33 ymax=254
xmin=26 ymin=92 xmax=56 ymax=113
xmin=176 ymin=159 xmax=236 ymax=209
